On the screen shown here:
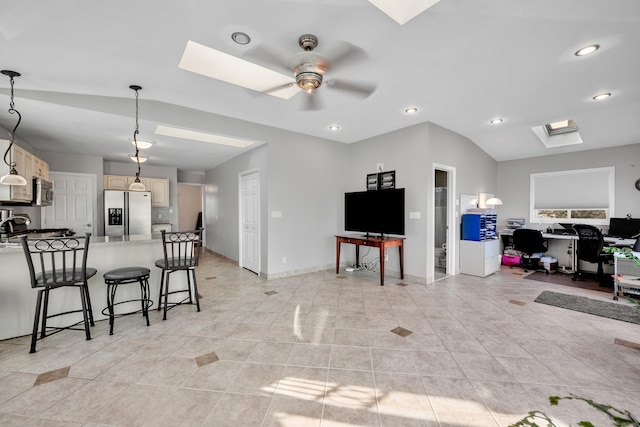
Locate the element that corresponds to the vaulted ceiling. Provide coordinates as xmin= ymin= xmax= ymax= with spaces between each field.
xmin=1 ymin=0 xmax=638 ymax=171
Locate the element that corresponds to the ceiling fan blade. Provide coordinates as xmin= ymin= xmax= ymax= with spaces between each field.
xmin=262 ymin=82 xmax=296 ymax=95
xmin=325 ymin=79 xmax=376 ymax=99
xmin=326 ymin=41 xmax=369 ymax=70
xmin=243 ymin=45 xmax=292 ymax=74
xmin=302 ymin=90 xmax=323 ymax=111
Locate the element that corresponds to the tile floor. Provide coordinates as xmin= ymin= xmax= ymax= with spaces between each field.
xmin=1 ymin=252 xmax=640 ymax=426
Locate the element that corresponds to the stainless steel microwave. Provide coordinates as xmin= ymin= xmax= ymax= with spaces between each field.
xmin=33 ymin=178 xmax=53 ymax=206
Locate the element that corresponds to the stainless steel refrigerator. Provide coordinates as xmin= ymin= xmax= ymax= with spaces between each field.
xmin=104 ymin=190 xmax=152 ymax=236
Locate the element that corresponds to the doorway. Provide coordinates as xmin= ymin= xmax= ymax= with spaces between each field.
xmin=178 ymin=184 xmax=203 ymax=230
xmin=429 ymin=164 xmax=456 ymax=282
xmin=239 ymin=169 xmax=260 ymax=275
xmin=42 ymin=172 xmax=96 ymax=236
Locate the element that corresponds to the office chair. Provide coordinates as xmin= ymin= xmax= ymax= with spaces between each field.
xmin=513 ymin=229 xmax=548 ymax=272
xmin=572 ymin=224 xmax=614 ymax=285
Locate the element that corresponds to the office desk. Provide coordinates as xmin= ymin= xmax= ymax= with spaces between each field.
xmin=335 ymin=235 xmax=404 ymax=286
xmin=499 ymin=229 xmax=578 ymax=272
xmin=613 ymin=251 xmax=640 ymax=300
xmin=604 ymin=236 xmax=637 ymax=247
xmin=500 ymin=230 xmax=635 ymax=274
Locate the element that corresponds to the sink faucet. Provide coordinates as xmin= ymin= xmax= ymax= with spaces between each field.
xmin=0 ymin=215 xmax=31 ymax=239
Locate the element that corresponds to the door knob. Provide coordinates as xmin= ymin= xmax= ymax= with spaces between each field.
xmin=86 ymin=224 xmax=92 ymax=227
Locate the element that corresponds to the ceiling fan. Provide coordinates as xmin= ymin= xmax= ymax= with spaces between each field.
xmin=254 ymin=34 xmax=376 ymax=110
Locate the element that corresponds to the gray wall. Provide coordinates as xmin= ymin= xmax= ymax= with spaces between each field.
xmin=205 ymin=144 xmax=268 ymax=269
xmin=497 ymin=143 xmax=640 ymax=229
xmin=204 ymin=120 xmax=498 ymax=282
xmin=39 ymin=151 xmax=105 ymax=232
xmin=265 ymin=133 xmax=349 ymax=277
xmin=348 ymin=122 xmax=498 ymax=281
xmin=178 ymin=170 xmax=206 ymax=184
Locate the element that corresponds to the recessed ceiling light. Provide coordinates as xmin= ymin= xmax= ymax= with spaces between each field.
xmin=155 ymin=125 xmax=256 ymax=148
xmin=575 ymin=44 xmax=599 ymax=56
xmin=329 ymin=125 xmax=340 ymax=131
xmin=231 ymin=32 xmax=251 ymax=45
xmin=405 ymin=107 xmax=418 ymax=114
xmin=490 ymin=118 xmax=503 ymax=124
xmin=592 ymin=92 xmax=611 ymax=100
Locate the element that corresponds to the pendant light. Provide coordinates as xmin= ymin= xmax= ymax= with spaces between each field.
xmin=0 ymin=70 xmax=27 ymax=186
xmin=128 ymin=85 xmax=146 ymax=191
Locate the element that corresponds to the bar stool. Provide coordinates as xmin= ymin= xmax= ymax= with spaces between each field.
xmin=102 ymin=266 xmax=152 ymax=335
xmin=155 ymin=228 xmax=203 ymax=320
xmin=20 ymin=233 xmax=96 ymax=353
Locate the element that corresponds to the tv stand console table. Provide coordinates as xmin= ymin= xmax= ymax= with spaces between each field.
xmin=335 ymin=235 xmax=405 ymax=286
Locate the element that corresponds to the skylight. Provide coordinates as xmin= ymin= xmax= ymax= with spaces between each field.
xmin=544 ymin=119 xmax=578 ymax=136
xmin=532 ymin=120 xmax=583 ymax=149
xmin=367 ymin=0 xmax=440 ymax=25
xmin=155 ymin=125 xmax=257 ymax=148
xmin=178 ymin=40 xmax=299 ymax=99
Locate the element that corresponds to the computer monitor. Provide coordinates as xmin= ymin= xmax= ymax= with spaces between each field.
xmin=558 ymin=223 xmax=576 ymax=234
xmin=607 ymin=218 xmax=640 ymax=239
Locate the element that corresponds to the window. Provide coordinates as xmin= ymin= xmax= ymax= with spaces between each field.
xmin=530 ymin=167 xmax=614 ymax=225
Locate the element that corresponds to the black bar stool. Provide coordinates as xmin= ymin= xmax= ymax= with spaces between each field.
xmin=20 ymin=233 xmax=96 ymax=353
xmin=102 ymin=266 xmax=152 ymax=335
xmin=155 ymin=228 xmax=203 ymax=320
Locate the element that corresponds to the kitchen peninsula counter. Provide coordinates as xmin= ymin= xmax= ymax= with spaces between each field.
xmin=0 ymin=234 xmax=183 ymax=341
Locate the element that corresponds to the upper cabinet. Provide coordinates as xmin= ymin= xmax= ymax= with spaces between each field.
xmin=104 ymin=174 xmax=169 ymax=207
xmin=148 ymin=178 xmax=169 ymax=207
xmin=33 ymin=155 xmax=49 ymax=180
xmin=0 ymin=139 xmax=47 ymax=203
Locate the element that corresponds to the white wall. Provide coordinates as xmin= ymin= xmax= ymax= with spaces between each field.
xmin=497 ymin=143 xmax=640 ymax=229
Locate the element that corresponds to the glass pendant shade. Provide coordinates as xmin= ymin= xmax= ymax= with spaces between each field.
xmin=128 ymin=176 xmax=146 ymax=191
xmin=0 ymin=167 xmax=27 ymax=186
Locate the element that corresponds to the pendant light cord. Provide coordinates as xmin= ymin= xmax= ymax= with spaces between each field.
xmin=3 ymin=73 xmax=21 ymax=169
xmin=132 ymin=86 xmax=141 ymax=179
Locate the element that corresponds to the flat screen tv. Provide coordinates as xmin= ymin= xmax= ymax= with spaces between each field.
xmin=344 ymin=188 xmax=405 ymax=236
xmin=607 ymin=217 xmax=640 ymax=238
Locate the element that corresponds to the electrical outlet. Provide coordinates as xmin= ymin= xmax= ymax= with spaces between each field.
xmin=282 ymin=256 xmax=287 ymax=264
xmin=385 ymin=252 xmax=388 ymax=261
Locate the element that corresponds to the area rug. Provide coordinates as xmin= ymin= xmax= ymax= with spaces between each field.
xmin=524 ymin=271 xmax=611 ymax=293
xmin=534 ymin=291 xmax=640 ymax=325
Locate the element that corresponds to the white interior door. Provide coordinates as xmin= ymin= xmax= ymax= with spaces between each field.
xmin=240 ymin=170 xmax=260 ymax=274
xmin=42 ymin=172 xmax=96 ymax=236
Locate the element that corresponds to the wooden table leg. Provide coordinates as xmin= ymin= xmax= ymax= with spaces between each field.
xmin=335 ymin=239 xmax=340 ymax=274
xmin=399 ymin=242 xmax=404 ymax=279
xmin=379 ymin=245 xmax=385 ymax=286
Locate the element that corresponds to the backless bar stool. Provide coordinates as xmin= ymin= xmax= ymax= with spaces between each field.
xmin=103 ymin=266 xmax=152 ymax=334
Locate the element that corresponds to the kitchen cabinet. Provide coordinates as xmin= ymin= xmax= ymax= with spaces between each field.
xmin=104 ymin=174 xmax=169 ymax=207
xmin=459 ymin=239 xmax=501 ymax=277
xmin=33 ymin=155 xmax=49 ymax=180
xmin=0 ymin=140 xmax=38 ymax=202
xmin=148 ymin=178 xmax=169 ymax=207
